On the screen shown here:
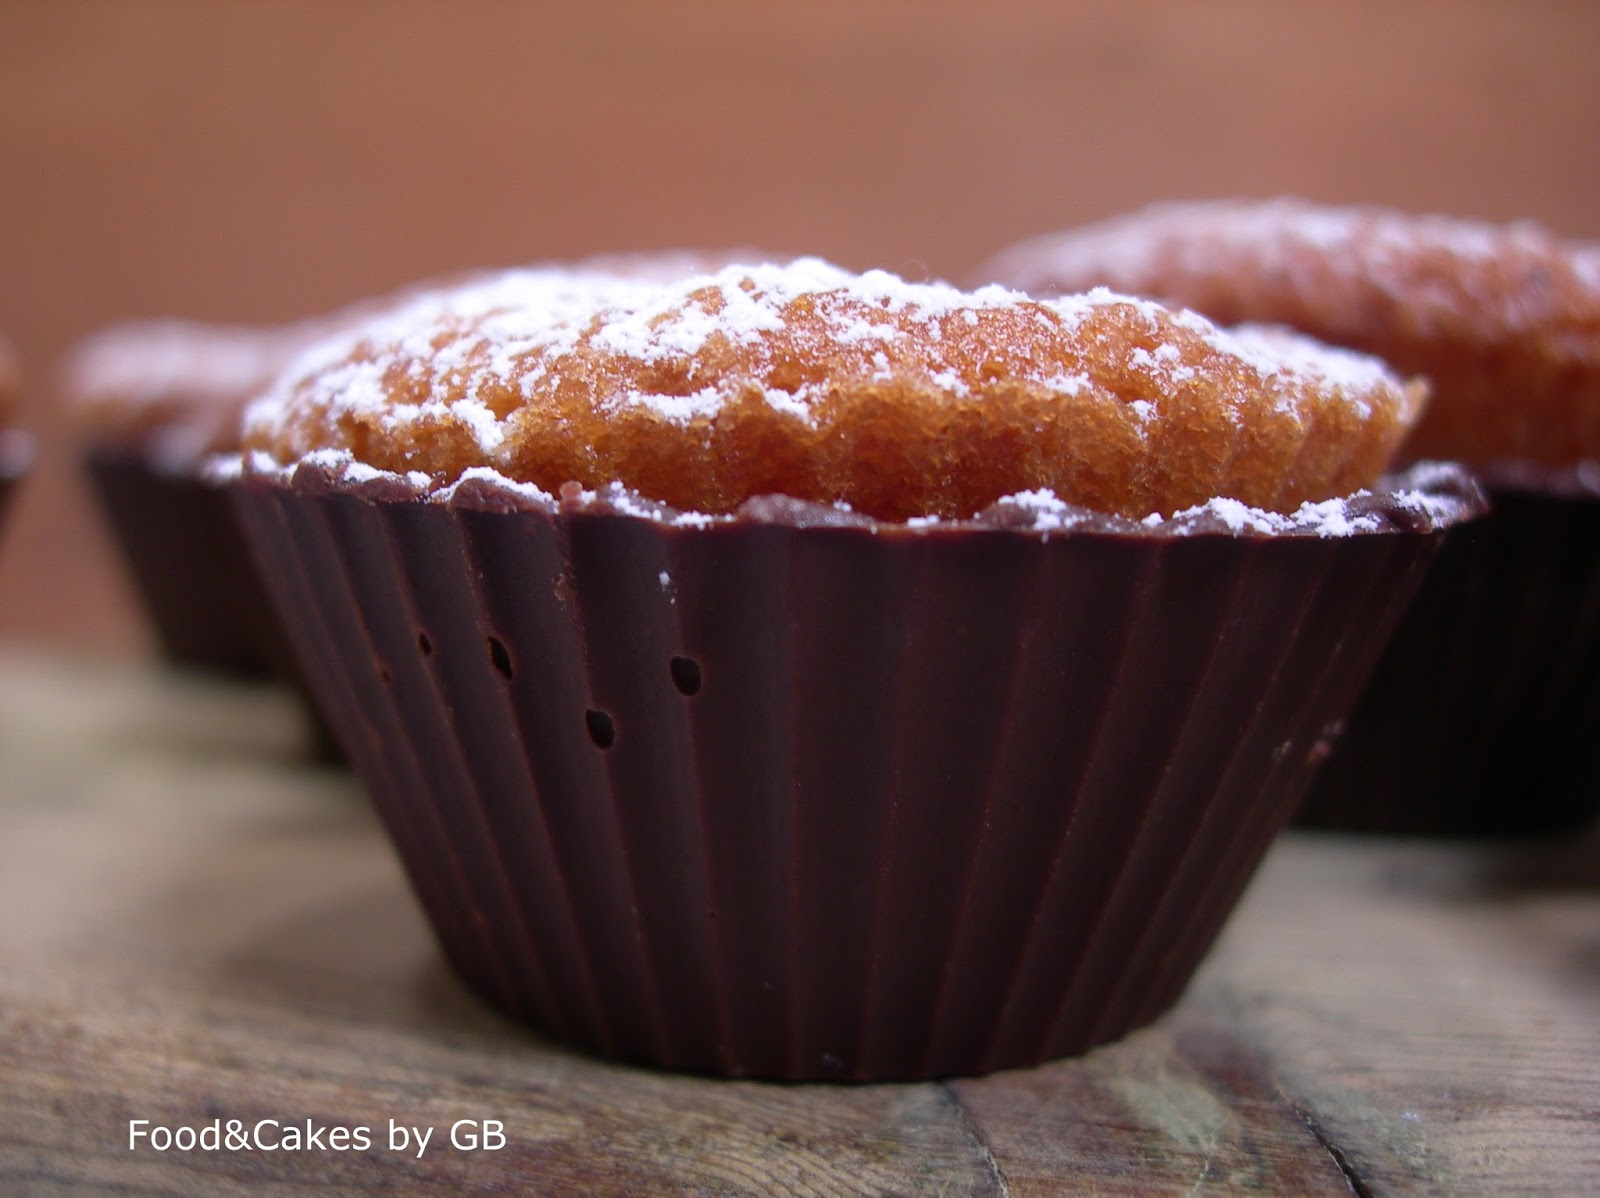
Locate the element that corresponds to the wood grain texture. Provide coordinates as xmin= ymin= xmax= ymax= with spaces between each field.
xmin=0 ymin=1 xmax=1598 ymax=650
xmin=0 ymin=657 xmax=1595 ymax=1195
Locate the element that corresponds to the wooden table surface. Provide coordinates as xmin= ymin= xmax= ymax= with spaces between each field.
xmin=0 ymin=656 xmax=1595 ymax=1196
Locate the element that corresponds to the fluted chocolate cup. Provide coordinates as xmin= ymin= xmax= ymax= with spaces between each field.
xmin=1297 ymin=463 xmax=1600 ymax=837
xmin=86 ymin=445 xmax=291 ymax=675
xmin=85 ymin=444 xmax=342 ymax=759
xmin=228 ymin=458 xmax=1481 ymax=1080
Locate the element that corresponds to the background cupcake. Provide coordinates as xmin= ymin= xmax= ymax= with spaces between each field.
xmin=64 ymin=319 xmax=311 ymax=676
xmin=973 ymin=199 xmax=1600 ymax=835
xmin=223 ymin=260 xmax=1478 ymax=1079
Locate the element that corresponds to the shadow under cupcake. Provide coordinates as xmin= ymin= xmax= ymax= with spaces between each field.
xmin=975 ymin=200 xmax=1600 ymax=837
xmin=219 ymin=260 xmax=1480 ymax=1079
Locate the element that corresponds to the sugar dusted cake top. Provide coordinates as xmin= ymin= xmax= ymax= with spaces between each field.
xmin=974 ymin=199 xmax=1600 ymax=466
xmin=243 ymin=258 xmax=1426 ymax=521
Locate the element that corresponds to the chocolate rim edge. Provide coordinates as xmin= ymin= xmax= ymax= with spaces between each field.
xmin=210 ymin=453 xmax=1486 ymax=542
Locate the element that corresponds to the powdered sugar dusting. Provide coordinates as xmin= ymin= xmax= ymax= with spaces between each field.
xmin=248 ymin=258 xmax=1409 ymax=475
xmin=989 ymin=486 xmax=1427 ymax=538
xmin=982 ymin=198 xmax=1594 ymax=344
xmin=1041 ymin=372 xmax=1091 ymax=396
xmin=64 ymin=321 xmax=305 ymax=410
xmin=1383 ymin=459 xmax=1489 ymax=522
xmin=1187 ymin=496 xmax=1285 ymax=535
xmin=1223 ymin=324 xmax=1389 ymax=398
xmin=1573 ymin=246 xmax=1600 ymax=292
xmin=249 ymin=268 xmax=661 ymax=447
xmin=993 ymin=488 xmax=1094 ymax=533
xmin=1160 ymin=494 xmax=1381 ymax=537
xmin=989 ymin=199 xmax=1555 ymax=285
xmin=438 ymin=466 xmax=558 ymax=506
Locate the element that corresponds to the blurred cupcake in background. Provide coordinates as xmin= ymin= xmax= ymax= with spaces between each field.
xmin=975 ymin=199 xmax=1600 ymax=836
xmin=64 ymin=319 xmax=311 ymax=677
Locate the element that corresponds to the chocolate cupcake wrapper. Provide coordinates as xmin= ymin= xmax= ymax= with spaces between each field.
xmin=231 ymin=463 xmax=1470 ymax=1080
xmin=85 ymin=448 xmax=340 ymax=758
xmin=1297 ymin=468 xmax=1600 ymax=836
xmin=86 ymin=448 xmax=293 ymax=676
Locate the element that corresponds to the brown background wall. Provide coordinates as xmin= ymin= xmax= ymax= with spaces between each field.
xmin=1 ymin=0 xmax=1597 ymax=655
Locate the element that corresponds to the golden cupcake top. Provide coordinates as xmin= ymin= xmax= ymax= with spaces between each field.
xmin=243 ymin=258 xmax=1425 ymax=522
xmin=974 ymin=199 xmax=1600 ymax=467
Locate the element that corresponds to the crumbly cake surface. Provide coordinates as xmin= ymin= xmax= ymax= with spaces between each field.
xmin=974 ymin=199 xmax=1600 ymax=466
xmin=244 ymin=258 xmax=1424 ymax=521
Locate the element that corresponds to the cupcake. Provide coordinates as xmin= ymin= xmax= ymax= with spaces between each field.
xmin=976 ymin=200 xmax=1600 ymax=836
xmin=221 ymin=259 xmax=1478 ymax=1079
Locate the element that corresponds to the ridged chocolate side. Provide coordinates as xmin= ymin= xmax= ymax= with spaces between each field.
xmin=1297 ymin=476 xmax=1600 ymax=836
xmin=85 ymin=449 xmax=290 ymax=676
xmin=231 ymin=472 xmax=1462 ymax=1080
xmin=84 ymin=449 xmax=340 ymax=759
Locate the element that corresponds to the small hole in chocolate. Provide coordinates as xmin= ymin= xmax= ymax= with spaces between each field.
xmin=585 ymin=709 xmax=615 ymax=749
xmin=417 ymin=632 xmax=433 ymax=656
xmin=670 ymin=656 xmax=702 ymax=695
xmin=379 ymin=664 xmax=392 ymax=684
xmin=488 ymin=636 xmax=514 ymax=679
